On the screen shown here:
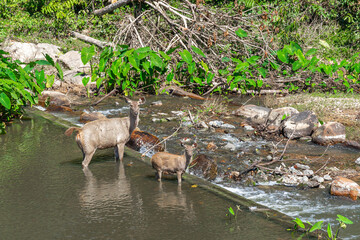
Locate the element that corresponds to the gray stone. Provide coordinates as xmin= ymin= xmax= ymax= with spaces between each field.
xmin=312 ymin=122 xmax=346 ymax=145
xmin=282 ymin=111 xmax=318 ymax=139
xmin=303 ymin=169 xmax=314 ymax=177
xmin=324 ymin=174 xmax=332 ymax=181
xmin=313 ymin=175 xmax=324 ymax=183
xmin=244 ymin=125 xmax=254 ymax=131
xmin=222 ymin=123 xmax=236 ymax=129
xmin=58 ymin=50 xmax=90 ymax=72
xmin=209 ymin=120 xmax=224 ymax=128
xmin=223 ymin=143 xmax=236 ymax=151
xmin=266 ymin=107 xmax=299 ymax=131
xmin=151 ymin=101 xmax=162 ymax=106
xmin=307 ymin=180 xmax=320 ymax=188
xmin=295 ymin=163 xmax=310 ymax=170
xmin=356 ymin=157 xmax=360 ymax=165
xmin=233 ymin=104 xmax=271 ymax=126
xmin=62 ymin=70 xmax=93 ymax=87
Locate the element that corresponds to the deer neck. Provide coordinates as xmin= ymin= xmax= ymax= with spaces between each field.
xmin=184 ymin=151 xmax=193 ymax=169
xmin=128 ymin=109 xmax=139 ymax=134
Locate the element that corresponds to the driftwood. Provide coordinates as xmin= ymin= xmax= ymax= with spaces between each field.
xmin=93 ymin=0 xmax=133 ymax=16
xmin=71 ymin=31 xmax=112 ymax=48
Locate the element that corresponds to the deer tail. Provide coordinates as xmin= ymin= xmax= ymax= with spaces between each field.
xmin=64 ymin=127 xmax=81 ymax=136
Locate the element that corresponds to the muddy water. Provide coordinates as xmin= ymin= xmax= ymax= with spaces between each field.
xmin=30 ymin=94 xmax=360 ymax=239
xmin=0 ymin=114 xmax=301 ymax=239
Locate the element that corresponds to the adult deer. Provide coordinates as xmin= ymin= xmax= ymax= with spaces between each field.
xmin=151 ymin=142 xmax=197 ymax=184
xmin=65 ymin=97 xmax=146 ymax=167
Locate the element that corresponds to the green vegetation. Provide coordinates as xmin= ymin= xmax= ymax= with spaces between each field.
xmin=291 ymin=215 xmax=353 ymax=240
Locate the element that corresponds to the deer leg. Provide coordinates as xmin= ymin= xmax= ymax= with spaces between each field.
xmin=157 ymin=170 xmax=162 ymax=182
xmin=82 ymin=149 xmax=96 ymax=168
xmin=114 ymin=147 xmax=119 ymax=161
xmin=177 ymin=171 xmax=182 ymax=184
xmin=116 ymin=143 xmax=125 ymax=161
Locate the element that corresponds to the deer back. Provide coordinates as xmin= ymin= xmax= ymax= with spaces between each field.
xmin=151 ymin=152 xmax=187 ymax=173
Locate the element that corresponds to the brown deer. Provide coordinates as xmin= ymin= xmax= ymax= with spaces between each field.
xmin=65 ymin=97 xmax=145 ymax=167
xmin=151 ymin=142 xmax=197 ymax=184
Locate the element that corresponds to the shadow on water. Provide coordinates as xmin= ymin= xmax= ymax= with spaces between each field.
xmin=0 ymin=112 xmax=307 ymax=240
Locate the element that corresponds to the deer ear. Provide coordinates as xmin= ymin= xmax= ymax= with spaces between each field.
xmin=138 ymin=97 xmax=146 ymax=105
xmin=125 ymin=97 xmax=131 ymax=103
xmin=192 ymin=143 xmax=198 ymax=148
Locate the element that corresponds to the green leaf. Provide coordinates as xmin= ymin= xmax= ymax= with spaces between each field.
xmin=44 ymin=54 xmax=55 ymax=66
xmin=55 ymin=62 xmax=63 ymax=81
xmin=188 ymin=62 xmax=196 ymax=75
xmin=293 ymin=218 xmax=305 ymax=229
xmin=292 ymin=61 xmax=302 ymax=71
xmin=166 ymin=72 xmax=174 ymax=82
xmin=319 ymin=39 xmax=330 ymax=49
xmin=82 ymin=76 xmax=90 ymax=87
xmin=166 ymin=46 xmax=179 ymax=55
xmin=35 ymin=60 xmax=52 ymax=66
xmin=179 ymin=50 xmax=193 ymax=64
xmin=222 ymin=57 xmax=231 ymax=62
xmin=246 ymin=55 xmax=260 ymax=65
xmin=277 ymin=49 xmax=289 ymax=64
xmin=128 ymin=55 xmax=140 ymax=70
xmin=96 ymin=77 xmax=103 ymax=89
xmin=200 ymin=61 xmax=209 ymax=73
xmin=134 ymin=47 xmax=151 ymax=54
xmin=81 ymin=45 xmax=96 ymax=65
xmin=228 ymin=207 xmax=235 ymax=216
xmin=5 ymin=69 xmax=17 ymax=81
xmin=150 ymin=53 xmax=164 ymax=68
xmin=327 ymin=223 xmax=333 ymax=239
xmin=336 ymin=215 xmax=353 ymax=224
xmin=206 ymin=72 xmax=214 ymax=84
xmin=46 ymin=75 xmax=55 ymax=88
xmin=305 ymin=48 xmax=317 ymax=56
xmin=0 ymin=92 xmax=11 ymax=109
xmin=258 ymin=68 xmax=267 ymax=78
xmin=235 ymin=28 xmax=248 ymax=38
xmin=309 ymin=221 xmax=323 ymax=232
xmin=191 ymin=46 xmax=206 ymax=58
xmin=159 ymin=51 xmax=171 ymax=61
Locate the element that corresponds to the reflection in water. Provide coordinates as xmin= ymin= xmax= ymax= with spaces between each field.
xmin=79 ymin=162 xmax=134 ymax=212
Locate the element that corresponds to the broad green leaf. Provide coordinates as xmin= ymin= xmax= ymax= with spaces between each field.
xmin=191 ymin=46 xmax=206 ymax=58
xmin=309 ymin=221 xmax=323 ymax=232
xmin=270 ymin=61 xmax=280 ymax=70
xmin=166 ymin=72 xmax=174 ymax=82
xmin=235 ymin=28 xmax=247 ymax=38
xmin=134 ymin=47 xmax=151 ymax=54
xmin=44 ymin=54 xmax=55 ymax=66
xmin=99 ymin=58 xmax=107 ymax=72
xmin=222 ymin=57 xmax=231 ymax=62
xmin=179 ymin=50 xmax=193 ymax=64
xmin=82 ymin=76 xmax=90 ymax=87
xmin=0 ymin=92 xmax=11 ymax=109
xmin=159 ymin=51 xmax=171 ymax=61
xmin=193 ymin=77 xmax=203 ymax=85
xmin=258 ymin=67 xmax=267 ymax=78
xmin=188 ymin=62 xmax=196 ymax=75
xmin=290 ymin=41 xmax=302 ymax=54
xmin=277 ymin=49 xmax=289 ymax=64
xmin=228 ymin=207 xmax=235 ymax=216
xmin=295 ymin=49 xmax=306 ymax=65
xmin=5 ymin=69 xmax=17 ymax=81
xmin=35 ymin=60 xmax=52 ymax=66
xmin=142 ymin=61 xmax=151 ymax=74
xmin=166 ymin=46 xmax=180 ymax=55
xmin=96 ymin=77 xmax=103 ymax=89
xmin=246 ymin=55 xmax=260 ymax=65
xmin=55 ymin=62 xmax=63 ymax=81
xmin=305 ymin=48 xmax=317 ymax=56
xmin=81 ymin=45 xmax=96 ymax=65
xmin=293 ymin=218 xmax=305 ymax=229
xmin=292 ymin=61 xmax=302 ymax=71
xmin=128 ymin=55 xmax=140 ymax=71
xmin=336 ymin=215 xmax=353 ymax=224
xmin=150 ymin=53 xmax=163 ymax=68
xmin=200 ymin=61 xmax=209 ymax=73
xmin=46 ymin=75 xmax=55 ymax=88
xmin=206 ymin=72 xmax=214 ymax=84
xmin=257 ymin=79 xmax=263 ymax=88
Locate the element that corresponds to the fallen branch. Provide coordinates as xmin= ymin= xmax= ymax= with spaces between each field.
xmin=93 ymin=0 xmax=132 ymax=16
xmin=91 ymin=88 xmax=117 ymax=106
xmin=71 ymin=31 xmax=111 ymax=48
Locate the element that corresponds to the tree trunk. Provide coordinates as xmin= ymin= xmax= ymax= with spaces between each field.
xmin=94 ymin=0 xmax=133 ymax=16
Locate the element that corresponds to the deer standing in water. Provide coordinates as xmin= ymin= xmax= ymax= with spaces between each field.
xmin=151 ymin=142 xmax=197 ymax=184
xmin=65 ymin=97 xmax=146 ymax=167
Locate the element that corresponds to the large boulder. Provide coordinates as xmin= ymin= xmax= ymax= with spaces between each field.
xmin=330 ymin=176 xmax=360 ymax=200
xmin=38 ymin=90 xmax=72 ymax=111
xmin=189 ymin=154 xmax=218 ymax=180
xmin=126 ymin=129 xmax=164 ymax=154
xmin=282 ymin=111 xmax=318 ymax=139
xmin=312 ymin=122 xmax=346 ymax=145
xmin=266 ymin=107 xmax=299 ymax=131
xmin=58 ymin=51 xmax=90 ymax=72
xmin=2 ymin=41 xmax=61 ymax=63
xmin=79 ymin=112 xmax=107 ymax=123
xmin=233 ymin=104 xmax=271 ymax=126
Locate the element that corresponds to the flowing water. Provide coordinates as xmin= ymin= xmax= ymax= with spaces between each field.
xmin=0 ymin=113 xmax=300 ymax=239
xmin=2 ymin=94 xmax=359 ymax=239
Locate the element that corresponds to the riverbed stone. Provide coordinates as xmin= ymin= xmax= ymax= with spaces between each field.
xmin=313 ymin=175 xmax=324 ymax=183
xmin=79 ymin=112 xmax=107 ymax=123
xmin=312 ymin=122 xmax=346 ymax=145
xmin=38 ymin=90 xmax=72 ymax=111
xmin=324 ymin=174 xmax=332 ymax=181
xmin=189 ymin=154 xmax=218 ymax=180
xmin=58 ymin=50 xmax=90 ymax=72
xmin=295 ymin=163 xmax=310 ymax=170
xmin=330 ymin=176 xmax=360 ymax=200
xmin=2 ymin=41 xmax=61 ymax=63
xmin=356 ymin=157 xmax=360 ymax=165
xmin=223 ymin=142 xmax=236 ymax=151
xmin=209 ymin=120 xmax=223 ymax=128
xmin=206 ymin=142 xmax=218 ymax=151
xmin=233 ymin=105 xmax=271 ymax=126
xmin=266 ymin=107 xmax=299 ymax=131
xmin=282 ymin=111 xmax=318 ymax=139
xmin=126 ymin=129 xmax=164 ymax=153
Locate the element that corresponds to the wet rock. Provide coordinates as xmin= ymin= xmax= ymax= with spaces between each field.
xmin=243 ymin=125 xmax=254 ymax=131
xmin=295 ymin=163 xmax=310 ymax=170
xmin=330 ymin=176 xmax=360 ymax=200
xmin=307 ymin=180 xmax=320 ymax=188
xmin=206 ymin=142 xmax=218 ymax=151
xmin=189 ymin=154 xmax=218 ymax=180
xmin=303 ymin=169 xmax=314 ymax=177
xmin=281 ymin=174 xmax=301 ymax=186
xmin=312 ymin=122 xmax=346 ymax=145
xmin=209 ymin=120 xmax=223 ymax=128
xmin=222 ymin=123 xmax=236 ymax=129
xmin=223 ymin=143 xmax=236 ymax=151
xmin=79 ymin=112 xmax=107 ymax=123
xmin=229 ymin=171 xmax=241 ymax=180
xmin=61 ymin=70 xmax=94 ymax=87
xmin=38 ymin=90 xmax=72 ymax=111
xmin=282 ymin=111 xmax=318 ymax=139
xmin=233 ymin=105 xmax=271 ymax=126
xmin=266 ymin=155 xmax=272 ymax=161
xmin=58 ymin=50 xmax=90 ymax=72
xmin=197 ymin=121 xmax=209 ymax=130
xmin=344 ymin=140 xmax=360 ymax=150
xmin=126 ymin=129 xmax=164 ymax=153
xmin=2 ymin=41 xmax=61 ymax=63
xmin=151 ymin=101 xmax=162 ymax=106
xmin=289 ymin=166 xmax=303 ymax=176
xmin=266 ymin=107 xmax=299 ymax=131
xmin=324 ymin=174 xmax=332 ymax=181
xmin=356 ymin=157 xmax=360 ymax=165
xmin=313 ymin=176 xmax=324 ymax=183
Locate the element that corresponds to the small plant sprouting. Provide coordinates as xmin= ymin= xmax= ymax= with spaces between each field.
xmin=290 ymin=215 xmax=353 ymax=240
xmin=226 ymin=205 xmax=241 ymax=221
